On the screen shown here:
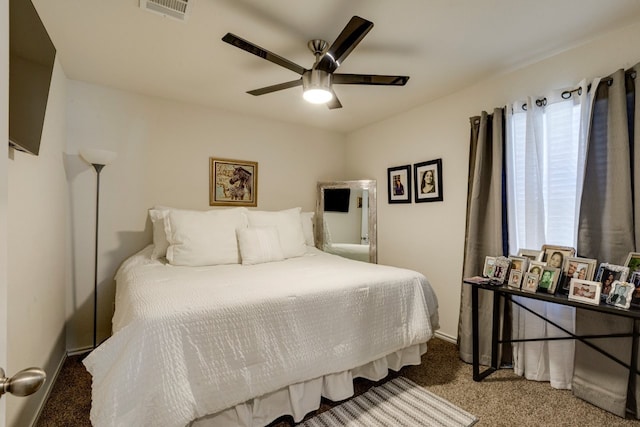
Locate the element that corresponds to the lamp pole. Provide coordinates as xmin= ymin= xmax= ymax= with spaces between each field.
xmin=91 ymin=163 xmax=105 ymax=349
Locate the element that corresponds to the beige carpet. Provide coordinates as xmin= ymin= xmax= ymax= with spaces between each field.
xmin=36 ymin=338 xmax=639 ymax=426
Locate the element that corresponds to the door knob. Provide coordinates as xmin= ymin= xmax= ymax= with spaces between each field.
xmin=0 ymin=367 xmax=46 ymax=398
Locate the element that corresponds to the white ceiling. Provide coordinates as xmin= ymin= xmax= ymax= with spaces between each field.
xmin=32 ymin=0 xmax=640 ymax=133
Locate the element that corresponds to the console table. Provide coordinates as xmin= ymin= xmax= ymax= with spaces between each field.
xmin=464 ymin=277 xmax=640 ymax=403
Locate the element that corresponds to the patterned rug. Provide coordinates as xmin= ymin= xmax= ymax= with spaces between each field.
xmin=301 ymin=377 xmax=478 ymax=427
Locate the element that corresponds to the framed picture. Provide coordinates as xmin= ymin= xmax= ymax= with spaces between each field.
xmin=209 ymin=157 xmax=258 ymax=207
xmin=527 ymin=261 xmax=546 ymax=279
xmin=491 ymin=256 xmax=511 ymax=284
xmin=483 ymin=256 xmax=496 ymax=278
xmin=568 ymin=279 xmax=602 ymax=305
xmin=413 ymin=158 xmax=443 ymax=203
xmin=508 ymin=255 xmax=529 ymax=273
xmin=522 ymin=272 xmax=539 ymax=293
xmin=629 ymin=272 xmax=640 ymax=305
xmin=595 ymin=263 xmax=630 ymax=296
xmin=387 ymin=165 xmax=411 ymax=204
xmin=624 ymin=252 xmax=640 ymax=276
xmin=605 ymin=281 xmax=634 ymax=309
xmin=517 ymin=248 xmax=542 ymax=261
xmin=538 ymin=266 xmax=561 ymax=294
xmin=538 ymin=245 xmax=576 ymax=269
xmin=558 ymin=257 xmax=598 ymax=295
xmin=508 ymin=269 xmax=523 ymax=289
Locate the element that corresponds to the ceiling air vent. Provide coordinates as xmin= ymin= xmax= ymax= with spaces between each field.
xmin=140 ymin=0 xmax=192 ymax=21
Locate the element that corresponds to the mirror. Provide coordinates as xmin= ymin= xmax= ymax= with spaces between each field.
xmin=316 ymin=180 xmax=377 ymax=263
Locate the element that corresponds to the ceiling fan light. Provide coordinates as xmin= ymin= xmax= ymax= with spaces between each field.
xmin=303 ymin=88 xmax=333 ymax=104
xmin=302 ymin=69 xmax=333 ymax=104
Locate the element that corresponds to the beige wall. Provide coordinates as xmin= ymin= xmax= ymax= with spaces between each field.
xmin=6 ymin=58 xmax=68 ymax=426
xmin=65 ymin=81 xmax=347 ymax=351
xmin=0 ymin=0 xmax=8 ymax=425
xmin=345 ymin=20 xmax=640 ymax=340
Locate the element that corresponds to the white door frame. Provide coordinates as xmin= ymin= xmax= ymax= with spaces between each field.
xmin=1 ymin=0 xmax=10 ymax=425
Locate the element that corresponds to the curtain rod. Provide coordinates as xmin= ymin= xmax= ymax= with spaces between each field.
xmin=561 ymin=69 xmax=637 ymax=99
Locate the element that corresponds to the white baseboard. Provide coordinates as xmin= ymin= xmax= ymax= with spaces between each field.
xmin=68 ymin=346 xmax=93 ymax=356
xmin=434 ymin=330 xmax=457 ymax=344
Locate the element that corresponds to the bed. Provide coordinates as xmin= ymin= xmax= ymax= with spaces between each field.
xmin=83 ymin=207 xmax=439 ymax=427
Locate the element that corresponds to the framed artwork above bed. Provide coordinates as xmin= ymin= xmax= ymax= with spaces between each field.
xmin=210 ymin=157 xmax=258 ymax=207
xmin=387 ymin=164 xmax=411 ymax=204
xmin=414 ymin=158 xmax=443 ymax=203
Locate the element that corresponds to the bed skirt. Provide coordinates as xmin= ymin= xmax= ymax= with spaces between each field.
xmin=189 ymin=342 xmax=428 ymax=427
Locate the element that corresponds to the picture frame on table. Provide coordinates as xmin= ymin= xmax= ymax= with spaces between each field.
xmin=490 ymin=256 xmax=511 ymax=284
xmin=629 ymin=272 xmax=640 ymax=305
xmin=605 ymin=281 xmax=634 ymax=309
xmin=568 ymin=279 xmax=601 ymax=305
xmin=624 ymin=252 xmax=640 ymax=276
xmin=483 ymin=256 xmax=496 ymax=278
xmin=595 ymin=263 xmax=630 ymax=296
xmin=387 ymin=165 xmax=411 ymax=204
xmin=507 ymin=269 xmax=523 ymax=289
xmin=210 ymin=157 xmax=258 ymax=207
xmin=508 ymin=255 xmax=529 ymax=274
xmin=527 ymin=261 xmax=547 ymax=279
xmin=522 ymin=272 xmax=539 ymax=293
xmin=558 ymin=257 xmax=598 ymax=295
xmin=538 ymin=245 xmax=576 ymax=269
xmin=538 ymin=266 xmax=561 ymax=294
xmin=413 ymin=158 xmax=443 ymax=203
xmin=517 ymin=248 xmax=542 ymax=261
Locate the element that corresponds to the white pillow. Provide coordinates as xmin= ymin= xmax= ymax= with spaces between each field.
xmin=301 ymin=211 xmax=315 ymax=247
xmin=237 ymin=227 xmax=285 ymax=265
xmin=149 ymin=206 xmax=171 ymax=259
xmin=164 ymin=208 xmax=248 ymax=266
xmin=246 ymin=207 xmax=307 ymax=258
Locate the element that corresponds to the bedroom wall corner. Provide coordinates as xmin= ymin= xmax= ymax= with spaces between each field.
xmin=6 ymin=57 xmax=68 ymax=427
xmin=65 ymin=81 xmax=347 ymax=352
xmin=344 ymin=18 xmax=640 ymax=341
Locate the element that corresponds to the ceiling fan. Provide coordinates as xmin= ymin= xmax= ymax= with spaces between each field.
xmin=222 ymin=15 xmax=410 ymax=109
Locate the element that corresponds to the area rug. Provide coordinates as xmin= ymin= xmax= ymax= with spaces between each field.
xmin=301 ymin=377 xmax=478 ymax=427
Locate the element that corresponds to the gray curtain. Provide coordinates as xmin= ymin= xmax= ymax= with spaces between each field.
xmin=458 ymin=109 xmax=510 ymax=366
xmin=575 ymin=65 xmax=638 ymax=417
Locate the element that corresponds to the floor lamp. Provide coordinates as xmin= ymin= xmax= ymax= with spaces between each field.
xmin=80 ymin=148 xmax=117 ymax=349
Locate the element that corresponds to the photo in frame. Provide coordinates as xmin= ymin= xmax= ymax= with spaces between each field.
xmin=483 ymin=256 xmax=496 ymax=278
xmin=508 ymin=269 xmax=523 ymax=289
xmin=527 ymin=261 xmax=546 ymax=279
xmin=387 ymin=165 xmax=411 ymax=204
xmin=538 ymin=266 xmax=561 ymax=294
xmin=624 ymin=252 xmax=640 ymax=276
xmin=413 ymin=158 xmax=443 ymax=203
xmin=538 ymin=245 xmax=576 ymax=269
xmin=209 ymin=157 xmax=258 ymax=207
xmin=595 ymin=263 xmax=630 ymax=296
xmin=491 ymin=256 xmax=511 ymax=284
xmin=522 ymin=272 xmax=539 ymax=293
xmin=629 ymin=272 xmax=640 ymax=305
xmin=569 ymin=279 xmax=601 ymax=305
xmin=558 ymin=257 xmax=598 ymax=295
xmin=518 ymin=248 xmax=543 ymax=260
xmin=508 ymin=255 xmax=529 ymax=273
xmin=605 ymin=281 xmax=634 ymax=309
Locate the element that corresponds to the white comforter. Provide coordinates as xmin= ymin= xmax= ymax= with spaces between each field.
xmin=84 ymin=246 xmax=439 ymax=427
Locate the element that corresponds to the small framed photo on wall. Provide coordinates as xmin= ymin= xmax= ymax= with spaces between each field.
xmin=387 ymin=165 xmax=411 ymax=204
xmin=414 ymin=158 xmax=443 ymax=203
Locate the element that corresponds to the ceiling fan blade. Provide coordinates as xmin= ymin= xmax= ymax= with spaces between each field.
xmin=333 ymin=74 xmax=410 ymax=86
xmin=247 ymin=79 xmax=303 ymax=96
xmin=327 ymin=90 xmax=342 ymax=109
xmin=316 ymin=16 xmax=373 ymax=74
xmin=222 ymin=33 xmax=307 ymax=76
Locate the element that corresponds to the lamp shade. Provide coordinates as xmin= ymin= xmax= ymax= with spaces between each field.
xmin=79 ymin=148 xmax=117 ymax=166
xmin=302 ymin=69 xmax=333 ymax=104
